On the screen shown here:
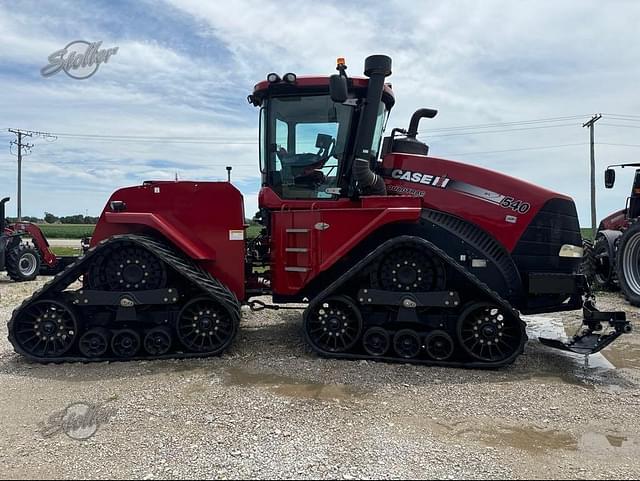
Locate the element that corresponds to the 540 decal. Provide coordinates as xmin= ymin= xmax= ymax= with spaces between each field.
xmin=500 ymin=196 xmax=531 ymax=214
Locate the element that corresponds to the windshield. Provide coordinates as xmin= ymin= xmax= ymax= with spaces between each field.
xmin=265 ymin=94 xmax=353 ymax=199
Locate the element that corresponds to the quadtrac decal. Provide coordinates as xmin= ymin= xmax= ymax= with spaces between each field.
xmin=388 ymin=168 xmax=531 ymax=214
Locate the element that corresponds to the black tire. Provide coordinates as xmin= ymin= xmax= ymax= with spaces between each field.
xmin=616 ymin=222 xmax=640 ymax=306
xmin=5 ymin=243 xmax=41 ymax=282
xmin=583 ymin=234 xmax=618 ymax=290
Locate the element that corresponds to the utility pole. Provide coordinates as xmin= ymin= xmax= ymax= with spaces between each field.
xmin=7 ymin=128 xmax=57 ymax=221
xmin=226 ymin=166 xmax=232 ymax=182
xmin=583 ymin=114 xmax=602 ymax=238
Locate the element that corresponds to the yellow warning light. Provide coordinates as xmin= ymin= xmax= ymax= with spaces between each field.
xmin=336 ymin=57 xmax=346 ymax=66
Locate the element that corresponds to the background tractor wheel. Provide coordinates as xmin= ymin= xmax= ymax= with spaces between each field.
xmin=6 ymin=243 xmax=41 ymax=282
xmin=616 ymin=222 xmax=640 ymax=306
xmin=586 ymin=234 xmax=619 ymax=290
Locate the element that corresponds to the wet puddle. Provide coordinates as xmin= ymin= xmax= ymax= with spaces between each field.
xmin=455 ymin=424 xmax=577 ymax=453
xmin=449 ymin=421 xmax=638 ymax=455
xmin=223 ymin=367 xmax=363 ymax=401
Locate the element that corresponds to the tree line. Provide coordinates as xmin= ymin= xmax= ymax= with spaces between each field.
xmin=6 ymin=212 xmax=100 ymax=224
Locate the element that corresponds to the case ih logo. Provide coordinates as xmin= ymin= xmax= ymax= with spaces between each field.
xmin=41 ymin=41 xmax=119 ymax=79
xmin=390 ymin=169 xmax=450 ymax=188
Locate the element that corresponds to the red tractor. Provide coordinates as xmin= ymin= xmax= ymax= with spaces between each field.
xmin=1 ymin=197 xmax=77 ymax=282
xmin=583 ymin=163 xmax=640 ymax=305
xmin=7 ymin=56 xmax=631 ymax=366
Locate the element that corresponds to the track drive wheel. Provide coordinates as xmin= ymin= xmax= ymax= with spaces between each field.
xmin=616 ymin=222 xmax=640 ymax=306
xmin=304 ymin=296 xmax=363 ymax=353
xmin=456 ymin=303 xmax=525 ymax=364
xmin=374 ymin=246 xmax=446 ymax=292
xmin=88 ymin=243 xmax=167 ymax=290
xmin=177 ymin=297 xmax=237 ymax=354
xmin=6 ymin=243 xmax=41 ymax=282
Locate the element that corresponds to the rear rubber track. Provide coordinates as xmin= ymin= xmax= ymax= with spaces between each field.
xmin=7 ymin=234 xmax=241 ymax=363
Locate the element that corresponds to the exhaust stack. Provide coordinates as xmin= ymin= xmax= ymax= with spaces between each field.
xmin=352 ymin=55 xmax=392 ymax=196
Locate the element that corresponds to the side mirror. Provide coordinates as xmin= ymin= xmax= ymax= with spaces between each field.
xmin=605 ymin=168 xmax=616 ymax=189
xmin=329 ymin=74 xmax=348 ymax=103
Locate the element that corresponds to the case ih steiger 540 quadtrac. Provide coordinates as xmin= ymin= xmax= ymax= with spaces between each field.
xmin=7 ymin=56 xmax=631 ymax=366
xmin=583 ymin=163 xmax=640 ymax=305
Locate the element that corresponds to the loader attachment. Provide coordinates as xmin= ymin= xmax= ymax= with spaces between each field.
xmin=538 ymin=299 xmax=631 ymax=355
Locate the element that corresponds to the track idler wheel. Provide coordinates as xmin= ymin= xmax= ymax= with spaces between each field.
xmin=424 ymin=330 xmax=454 ymax=361
xmin=304 ymin=296 xmax=363 ymax=353
xmin=362 ymin=327 xmax=390 ymax=356
xmin=11 ymin=300 xmax=77 ymax=358
xmin=144 ymin=327 xmax=173 ymax=356
xmin=393 ymin=329 xmax=422 ymax=359
xmin=79 ymin=328 xmax=111 ymax=358
xmin=111 ymin=329 xmax=141 ymax=358
xmin=457 ymin=303 xmax=524 ymax=363
xmin=177 ymin=297 xmax=237 ymax=354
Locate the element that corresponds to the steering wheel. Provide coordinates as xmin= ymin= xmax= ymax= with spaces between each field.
xmin=276 ymin=136 xmax=336 ymax=169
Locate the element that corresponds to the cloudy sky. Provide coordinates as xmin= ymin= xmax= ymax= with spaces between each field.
xmin=1 ymin=0 xmax=639 ymax=226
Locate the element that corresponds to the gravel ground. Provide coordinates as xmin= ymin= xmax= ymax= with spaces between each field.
xmin=1 ymin=275 xmax=640 ymax=479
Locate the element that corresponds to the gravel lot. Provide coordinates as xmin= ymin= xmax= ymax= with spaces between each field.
xmin=1 ymin=275 xmax=640 ymax=479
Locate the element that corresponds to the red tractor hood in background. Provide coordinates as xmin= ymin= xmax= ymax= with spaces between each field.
xmin=382 ymin=153 xmax=575 ymax=252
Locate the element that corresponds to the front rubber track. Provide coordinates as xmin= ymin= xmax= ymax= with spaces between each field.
xmin=303 ymin=235 xmax=527 ymax=369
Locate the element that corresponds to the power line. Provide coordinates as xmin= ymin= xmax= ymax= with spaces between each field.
xmin=7 ymin=128 xmax=57 ymax=220
xmin=445 ymin=142 xmax=586 ymax=157
xmin=424 ymin=122 xmax=578 ymax=138
xmin=600 ymin=123 xmax=640 ymax=129
xmin=423 ymin=114 xmax=588 ymax=133
xmin=598 ymin=142 xmax=640 ymax=148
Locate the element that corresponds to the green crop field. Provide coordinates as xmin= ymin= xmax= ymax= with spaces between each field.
xmin=37 ymin=224 xmax=95 ymax=239
xmin=581 ymin=228 xmax=594 ymax=241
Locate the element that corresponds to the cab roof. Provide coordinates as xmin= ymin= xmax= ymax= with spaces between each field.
xmin=250 ymin=75 xmax=395 ymax=109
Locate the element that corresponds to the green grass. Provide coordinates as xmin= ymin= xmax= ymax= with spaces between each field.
xmin=246 ymin=224 xmax=262 ymax=239
xmin=51 ymin=246 xmax=82 ymax=257
xmin=37 ymin=224 xmax=95 ymax=239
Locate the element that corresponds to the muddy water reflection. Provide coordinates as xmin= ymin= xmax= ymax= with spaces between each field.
xmin=223 ymin=367 xmax=363 ymax=401
xmin=452 ymin=421 xmax=638 ymax=455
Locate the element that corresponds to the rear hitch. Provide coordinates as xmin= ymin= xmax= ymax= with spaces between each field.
xmin=539 ymin=298 xmax=631 ymax=356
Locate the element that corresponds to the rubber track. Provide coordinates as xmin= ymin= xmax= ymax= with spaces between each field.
xmin=304 ymin=235 xmax=528 ymax=369
xmin=7 ymin=234 xmax=241 ymax=363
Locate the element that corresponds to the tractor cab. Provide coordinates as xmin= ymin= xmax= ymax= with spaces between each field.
xmin=604 ymin=163 xmax=640 ymax=219
xmin=248 ymin=58 xmax=395 ymax=202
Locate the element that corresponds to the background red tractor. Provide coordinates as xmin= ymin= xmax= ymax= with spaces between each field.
xmin=583 ymin=163 xmax=640 ymax=305
xmin=1 ymin=197 xmax=76 ymax=281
